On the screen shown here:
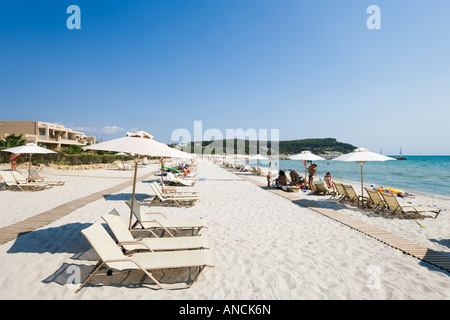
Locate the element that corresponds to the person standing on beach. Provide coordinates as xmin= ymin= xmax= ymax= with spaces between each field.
xmin=9 ymin=153 xmax=22 ymax=171
xmin=308 ymin=163 xmax=317 ymax=190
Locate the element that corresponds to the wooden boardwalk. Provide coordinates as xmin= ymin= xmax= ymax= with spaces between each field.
xmin=0 ymin=170 xmax=157 ymax=246
xmin=233 ymin=170 xmax=450 ymax=274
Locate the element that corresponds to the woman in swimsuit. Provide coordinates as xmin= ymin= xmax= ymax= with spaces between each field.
xmin=308 ymin=163 xmax=317 ymax=190
xmin=9 ymin=153 xmax=22 ymax=171
xmin=324 ymin=172 xmax=336 ymax=191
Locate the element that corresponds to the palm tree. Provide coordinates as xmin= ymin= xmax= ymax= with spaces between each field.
xmin=0 ymin=133 xmax=27 ymax=148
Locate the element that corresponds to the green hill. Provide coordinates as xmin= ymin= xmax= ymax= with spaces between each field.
xmin=172 ymin=138 xmax=356 ymax=156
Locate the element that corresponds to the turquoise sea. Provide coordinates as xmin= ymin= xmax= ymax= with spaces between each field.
xmin=253 ymin=156 xmax=450 ymax=198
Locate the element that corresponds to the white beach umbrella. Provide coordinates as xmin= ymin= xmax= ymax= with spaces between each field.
xmin=288 ymin=150 xmax=326 ymax=161
xmin=83 ymin=131 xmax=189 ymax=229
xmin=288 ymin=151 xmax=326 ymax=178
xmin=237 ymin=154 xmax=249 ymax=166
xmin=249 ymin=154 xmax=268 ymax=160
xmin=333 ymin=147 xmax=396 ymax=204
xmin=2 ymin=143 xmax=57 ymax=177
xmin=248 ymin=154 xmax=268 ymax=170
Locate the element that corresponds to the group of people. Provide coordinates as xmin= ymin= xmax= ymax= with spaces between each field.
xmin=160 ymin=157 xmax=193 ymax=177
xmin=179 ymin=164 xmax=191 ymax=176
xmin=270 ymin=162 xmax=336 ymax=192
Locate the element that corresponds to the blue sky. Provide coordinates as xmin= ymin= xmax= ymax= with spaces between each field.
xmin=1 ymin=1 xmax=449 ymax=155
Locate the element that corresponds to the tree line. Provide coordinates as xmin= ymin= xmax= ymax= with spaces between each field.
xmin=172 ymin=138 xmax=356 ymax=155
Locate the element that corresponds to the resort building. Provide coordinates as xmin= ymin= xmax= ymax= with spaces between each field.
xmin=0 ymin=121 xmax=96 ymax=150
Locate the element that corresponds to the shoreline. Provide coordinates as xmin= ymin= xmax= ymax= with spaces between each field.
xmin=251 ymin=164 xmax=450 ymax=202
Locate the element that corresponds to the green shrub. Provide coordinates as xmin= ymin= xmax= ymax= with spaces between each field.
xmin=0 ymin=150 xmax=131 ymax=166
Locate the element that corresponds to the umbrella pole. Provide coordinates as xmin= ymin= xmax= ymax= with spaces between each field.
xmin=129 ymin=156 xmax=139 ymax=230
xmin=29 ymin=154 xmax=32 ymax=178
xmin=360 ymin=162 xmax=364 ymax=207
xmin=160 ymin=159 xmax=164 ymax=190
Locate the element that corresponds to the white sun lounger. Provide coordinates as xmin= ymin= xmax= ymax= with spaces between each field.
xmin=166 ymin=172 xmax=196 ymax=187
xmin=126 ymin=198 xmax=207 ymax=236
xmin=29 ymin=168 xmax=65 ymax=186
xmin=149 ymin=182 xmax=199 ymax=207
xmin=102 ymin=210 xmax=209 ymax=253
xmin=11 ymin=171 xmax=52 ymax=189
xmin=0 ymin=171 xmax=49 ymax=191
xmin=76 ymin=222 xmax=214 ymax=293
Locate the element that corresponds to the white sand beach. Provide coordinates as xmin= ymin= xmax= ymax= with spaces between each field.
xmin=0 ymin=161 xmax=449 ymax=300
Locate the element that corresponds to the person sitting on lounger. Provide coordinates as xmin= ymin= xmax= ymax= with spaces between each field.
xmin=276 ymin=170 xmax=288 ymax=188
xmin=182 ymin=165 xmax=191 ymax=177
xmin=290 ymin=170 xmax=300 ymax=185
xmin=299 ymin=177 xmax=307 ymax=189
xmin=324 ymin=172 xmax=336 ymax=191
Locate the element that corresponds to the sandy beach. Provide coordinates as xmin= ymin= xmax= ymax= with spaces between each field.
xmin=0 ymin=160 xmax=449 ymax=300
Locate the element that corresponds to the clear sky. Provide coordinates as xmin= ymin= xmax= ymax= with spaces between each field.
xmin=1 ymin=1 xmax=449 ymax=155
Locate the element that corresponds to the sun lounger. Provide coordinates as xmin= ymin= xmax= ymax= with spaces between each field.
xmin=117 ymin=162 xmax=132 ymax=170
xmin=166 ymin=172 xmax=196 ymax=187
xmin=380 ymin=192 xmax=441 ymax=219
xmin=154 ymin=181 xmax=198 ymax=196
xmin=364 ymin=187 xmax=387 ymax=213
xmin=0 ymin=171 xmax=49 ymax=191
xmin=281 ymin=185 xmax=300 ymax=192
xmin=149 ymin=182 xmax=199 ymax=207
xmin=76 ymin=222 xmax=214 ymax=293
xmin=314 ymin=181 xmax=335 ymax=196
xmin=29 ymin=168 xmax=65 ymax=186
xmin=102 ymin=210 xmax=209 ymax=253
xmin=126 ymin=198 xmax=207 ymax=236
xmin=333 ymin=182 xmax=347 ymax=201
xmin=342 ymin=184 xmax=368 ymax=206
xmin=161 ymin=185 xmax=199 ymax=196
xmin=11 ymin=171 xmax=53 ymax=190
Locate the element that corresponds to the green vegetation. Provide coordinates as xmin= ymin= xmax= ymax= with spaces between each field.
xmin=0 ymin=151 xmax=131 ymax=166
xmin=0 ymin=140 xmax=132 ymax=165
xmin=0 ymin=133 xmax=27 ymax=148
xmin=278 ymin=138 xmax=356 ymax=155
xmin=172 ymin=138 xmax=356 ymax=155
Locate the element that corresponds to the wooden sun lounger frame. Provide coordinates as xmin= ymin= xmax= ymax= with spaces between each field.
xmin=332 ymin=182 xmax=347 ymax=202
xmin=380 ymin=192 xmax=442 ymax=219
xmin=342 ymin=184 xmax=368 ymax=207
xmin=364 ymin=187 xmax=387 ymax=213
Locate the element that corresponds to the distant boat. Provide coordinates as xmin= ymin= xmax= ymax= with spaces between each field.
xmin=394 ymin=147 xmax=407 ymax=160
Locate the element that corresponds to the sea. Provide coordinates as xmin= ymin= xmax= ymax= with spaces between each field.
xmin=251 ymin=155 xmax=450 ymax=198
